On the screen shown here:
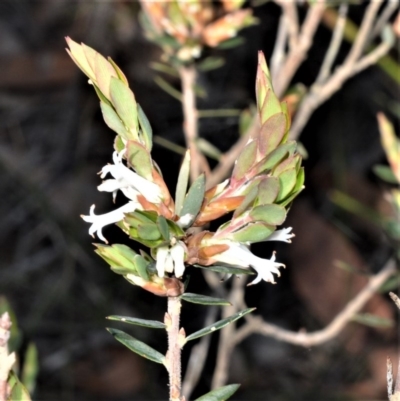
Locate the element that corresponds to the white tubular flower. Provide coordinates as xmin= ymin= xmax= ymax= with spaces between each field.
xmin=170 ymin=241 xmax=186 ymax=278
xmin=81 ymin=202 xmax=138 ymax=243
xmin=98 ymin=151 xmax=162 ymax=203
xmin=213 ymin=242 xmax=285 ymax=285
xmin=266 ymin=227 xmax=295 ymax=243
xmin=156 ymin=247 xmax=169 ymax=278
xmin=156 ymin=242 xmax=186 ymax=278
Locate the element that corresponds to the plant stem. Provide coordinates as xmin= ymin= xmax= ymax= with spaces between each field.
xmin=179 ymin=65 xmax=204 ymax=182
xmin=166 ymin=296 xmax=183 ymax=401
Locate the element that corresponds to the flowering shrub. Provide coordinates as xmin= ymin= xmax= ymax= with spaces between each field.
xmin=66 ymin=36 xmax=303 ymax=400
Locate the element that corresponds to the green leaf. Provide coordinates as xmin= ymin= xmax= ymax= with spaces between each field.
xmin=276 ymin=168 xmax=297 ymax=201
xmin=110 ymin=77 xmax=138 ymax=134
xmin=217 ymin=36 xmax=245 ymax=49
xmin=107 ymin=328 xmax=165 ymax=364
xmin=21 ymin=343 xmax=38 ymax=394
xmin=260 ymin=89 xmax=281 ymax=124
xmin=94 ymin=244 xmax=137 ymax=273
xmin=107 ymin=316 xmax=166 ymax=329
xmin=194 ymin=264 xmax=254 ymax=275
xmin=259 ymin=112 xmax=287 ymax=155
xmin=157 ymin=216 xmax=170 ymax=241
xmin=126 ymin=140 xmax=153 ymax=180
xmin=233 ymin=185 xmax=258 ymax=218
xmin=108 ymin=57 xmax=129 ymax=85
xmin=107 ymin=328 xmax=166 ymax=364
xmin=373 ymin=164 xmax=398 ymax=184
xmin=134 ymin=254 xmax=150 ymax=281
xmin=351 ymin=313 xmax=394 ymax=328
xmin=181 ymin=293 xmax=231 ymax=306
xmin=256 ymin=141 xmax=297 ymax=173
xmin=100 ymin=102 xmax=130 ymax=140
xmin=196 ymin=138 xmax=222 ymax=161
xmin=250 ymin=204 xmax=286 ymax=225
xmin=7 ymin=371 xmax=31 ymax=401
xmin=175 ymin=150 xmax=191 ymax=216
xmin=150 ymin=62 xmax=179 ymax=77
xmin=179 ymin=174 xmax=206 ymax=226
xmin=232 ymin=139 xmax=258 ymax=181
xmin=186 ymin=308 xmax=255 ymax=342
xmin=194 ymin=384 xmax=241 ymax=401
xmin=138 ymin=104 xmax=153 ymax=151
xmin=154 ymin=75 xmax=182 ymax=101
xmin=137 ymin=224 xmax=162 ymax=241
xmin=257 ymin=176 xmax=280 ymax=205
xmin=230 ymin=222 xmax=275 ymax=243
xmin=94 ymin=52 xmax=118 ymax=100
xmin=197 ymin=57 xmax=225 ymax=71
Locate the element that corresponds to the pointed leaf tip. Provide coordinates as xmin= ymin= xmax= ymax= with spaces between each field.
xmin=194 ymin=383 xmax=241 ymax=401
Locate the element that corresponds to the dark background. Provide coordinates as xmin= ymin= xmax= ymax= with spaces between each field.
xmin=0 ymin=1 xmax=399 ymax=400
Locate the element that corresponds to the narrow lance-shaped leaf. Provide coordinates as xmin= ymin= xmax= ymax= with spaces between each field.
xmin=185 ymin=308 xmax=255 ymax=342
xmin=138 ymin=104 xmax=153 ymax=150
xmin=193 ymin=264 xmax=255 ymax=275
xmin=107 ymin=316 xmax=166 ymax=329
xmin=175 ymin=150 xmax=191 ymax=216
xmin=110 ymin=77 xmax=138 ymax=135
xmin=107 ymin=328 xmax=166 ymax=364
xmin=157 ymin=216 xmax=170 ymax=241
xmin=194 ymin=384 xmax=241 ymax=401
xmin=179 ymin=174 xmax=206 ymax=226
xmin=181 ymin=293 xmax=231 ymax=306
xmin=100 ymin=102 xmax=130 ymax=140
xmin=134 ymin=254 xmax=150 ymax=281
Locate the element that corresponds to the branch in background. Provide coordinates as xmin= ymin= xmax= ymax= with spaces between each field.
xmin=290 ymin=0 xmax=394 ymax=140
xmin=387 ymin=291 xmax=400 ymax=401
xmin=315 ymin=3 xmax=348 ymax=85
xmin=270 ymin=10 xmax=289 ymax=83
xmin=182 ymin=307 xmax=218 ymax=400
xmin=273 ymin=1 xmax=326 ymax=98
xmin=0 ymin=312 xmax=15 ymax=401
xmin=210 ymin=259 xmax=396 ymax=389
xmin=179 ymin=66 xmax=210 ymax=182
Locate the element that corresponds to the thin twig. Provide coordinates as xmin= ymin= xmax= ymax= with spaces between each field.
xmin=270 ymin=11 xmax=289 ymax=82
xmin=179 ymin=66 xmax=209 ymax=182
xmin=182 ymin=306 xmax=218 ymax=400
xmin=273 ymin=1 xmax=326 ymax=98
xmin=166 ymin=297 xmax=184 ymax=401
xmin=315 ymin=3 xmax=348 ymax=85
xmin=370 ymin=0 xmax=398 ymax=43
xmin=232 ymin=259 xmax=396 ymax=348
xmin=275 ymin=0 xmax=299 ymax=51
xmin=211 ymin=277 xmax=246 ymax=389
xmin=344 ymin=0 xmax=382 ymax=66
xmin=290 ymin=36 xmax=392 ymax=140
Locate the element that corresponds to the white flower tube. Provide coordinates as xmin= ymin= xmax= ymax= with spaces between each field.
xmin=213 ymin=242 xmax=285 ymax=285
xmin=81 ymin=202 xmax=139 ymax=243
xmin=265 ymin=227 xmax=294 ymax=243
xmin=170 ymin=242 xmax=186 ymax=278
xmin=98 ymin=151 xmax=162 ymax=203
xmin=156 ymin=246 xmax=169 ymax=278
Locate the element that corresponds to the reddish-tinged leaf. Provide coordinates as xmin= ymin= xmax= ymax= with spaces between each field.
xmin=273 ymin=154 xmax=300 ymax=176
xmin=195 ymin=196 xmax=244 ymax=226
xmin=258 ymin=112 xmax=287 ymax=155
xmin=260 ymin=90 xmax=281 ymax=125
xmin=126 ymin=141 xmax=153 ymax=180
xmin=276 ymin=168 xmax=297 ymax=201
xmin=232 ymin=139 xmax=258 ymax=180
xmin=94 ymin=52 xmax=118 ymax=100
xmin=230 ymin=222 xmax=275 ymax=243
xmin=199 ymin=244 xmax=230 ymax=259
xmin=250 ymin=204 xmax=286 ymax=225
xmin=257 ymin=176 xmax=280 ymax=204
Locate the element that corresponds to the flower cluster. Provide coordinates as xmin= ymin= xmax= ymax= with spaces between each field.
xmin=140 ymin=0 xmax=257 ymax=62
xmin=67 ymin=38 xmax=304 ymax=295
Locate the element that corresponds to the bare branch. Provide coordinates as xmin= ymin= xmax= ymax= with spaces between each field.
xmin=232 ymin=259 xmax=396 ymax=348
xmin=275 ymin=1 xmax=299 ymax=50
xmin=182 ymin=307 xmax=218 ymax=400
xmin=271 ymin=12 xmax=289 ymax=82
xmin=370 ymin=0 xmax=398 ymax=43
xmin=273 ymin=1 xmax=326 ymax=98
xmin=344 ymin=0 xmax=382 ymax=65
xmin=315 ymin=3 xmax=348 ymax=85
